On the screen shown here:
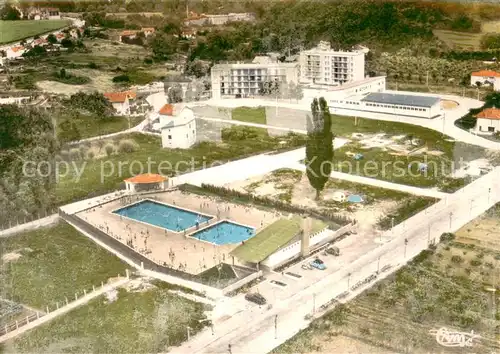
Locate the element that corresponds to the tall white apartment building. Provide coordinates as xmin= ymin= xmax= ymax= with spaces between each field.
xmin=299 ymin=41 xmax=365 ymax=86
xmin=211 ymin=57 xmax=299 ymax=99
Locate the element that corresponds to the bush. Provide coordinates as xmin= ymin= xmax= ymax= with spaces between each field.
xmin=88 ymin=62 xmax=99 ymax=69
xmin=87 ymin=151 xmax=95 ymax=160
xmin=117 ymin=139 xmax=138 ymax=153
xmin=79 ymin=146 xmax=88 ymax=158
xmin=113 ymin=74 xmax=130 ymax=83
xmin=451 ymin=255 xmax=463 ymax=264
xmin=104 ymin=143 xmax=115 ymax=156
xmin=470 ymin=259 xmax=482 ymax=267
xmin=440 ymin=233 xmax=455 ymax=242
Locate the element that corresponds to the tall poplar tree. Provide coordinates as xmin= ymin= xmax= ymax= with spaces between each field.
xmin=305 ymin=97 xmax=334 ymax=199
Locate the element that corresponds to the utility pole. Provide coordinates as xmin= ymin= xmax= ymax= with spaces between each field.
xmin=404 ymin=238 xmax=408 ymax=259
xmin=312 ymin=293 xmax=316 ymax=313
xmin=488 ymin=187 xmax=491 ymax=204
xmin=449 ymin=212 xmax=453 ymax=230
xmin=426 ymin=70 xmax=429 ymax=87
xmin=347 ymin=272 xmax=351 ymax=290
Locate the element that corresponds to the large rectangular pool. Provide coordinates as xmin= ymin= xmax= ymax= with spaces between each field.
xmin=191 ymin=221 xmax=255 ymax=245
xmin=113 ymin=200 xmax=212 ymax=232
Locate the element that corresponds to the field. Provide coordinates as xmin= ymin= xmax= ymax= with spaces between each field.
xmin=57 ymin=114 xmax=144 ymax=140
xmin=54 ymin=128 xmax=306 ymax=206
xmin=5 ymin=280 xmax=209 ymax=354
xmin=275 ymin=205 xmax=500 ymax=353
xmin=432 ymin=29 xmax=484 ymax=51
xmin=0 ymin=20 xmax=70 ymax=44
xmin=0 ymin=221 xmax=127 ymax=309
xmin=231 ymin=106 xmax=267 ymax=125
xmin=481 ymin=20 xmax=500 ymax=33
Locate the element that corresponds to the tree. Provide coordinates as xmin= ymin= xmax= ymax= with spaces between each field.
xmin=61 ymin=38 xmax=74 ymax=48
xmin=58 ymin=119 xmax=81 ymax=143
xmin=0 ymin=4 xmax=21 ymax=20
xmin=66 ymin=92 xmax=113 ymax=117
xmin=47 ymin=33 xmax=58 ymax=44
xmin=150 ymin=34 xmax=178 ymax=61
xmin=167 ymin=84 xmax=183 ymax=103
xmin=305 ymin=97 xmax=334 ymax=199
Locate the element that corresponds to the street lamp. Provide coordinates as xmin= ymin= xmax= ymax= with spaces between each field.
xmin=488 ymin=187 xmax=491 ymax=204
xmin=347 ymin=272 xmax=352 ymax=290
xmin=404 ymin=238 xmax=408 ymax=259
xmin=377 ymin=256 xmax=381 ymax=273
xmin=449 ymin=212 xmax=453 ymax=230
xmin=274 ymin=314 xmax=278 ymax=339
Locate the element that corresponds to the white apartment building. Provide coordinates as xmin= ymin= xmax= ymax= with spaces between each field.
xmin=299 ymin=41 xmax=365 ymax=86
xmin=211 ymin=58 xmax=299 ymax=99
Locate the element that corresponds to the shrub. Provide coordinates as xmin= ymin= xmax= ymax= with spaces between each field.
xmin=440 ymin=233 xmax=455 ymax=242
xmin=451 ymin=255 xmax=463 ymax=264
xmin=477 ymin=253 xmax=484 ymax=259
xmin=113 ymin=74 xmax=130 ymax=83
xmin=470 ymin=259 xmax=482 ymax=267
xmin=117 ymin=139 xmax=138 ymax=153
xmin=79 ymin=146 xmax=88 ymax=157
xmin=88 ymin=62 xmax=99 ymax=69
xmin=87 ymin=151 xmax=95 ymax=160
xmin=104 ymin=143 xmax=115 ymax=156
xmin=485 ymin=262 xmax=494 ymax=269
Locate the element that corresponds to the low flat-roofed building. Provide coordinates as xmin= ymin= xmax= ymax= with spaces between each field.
xmin=329 ymin=92 xmax=442 ymax=119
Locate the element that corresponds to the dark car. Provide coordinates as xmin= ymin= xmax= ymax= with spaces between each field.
xmin=245 ymin=292 xmax=267 ymax=305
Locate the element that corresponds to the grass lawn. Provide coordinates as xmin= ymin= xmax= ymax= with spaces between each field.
xmin=0 ymin=221 xmax=127 ymax=309
xmin=230 ymin=217 xmax=326 ymax=263
xmin=55 ymin=128 xmax=306 ymax=206
xmin=275 ymin=236 xmax=500 ymax=353
xmin=432 ymin=29 xmax=483 ymax=51
xmin=58 ymin=115 xmax=144 ymax=140
xmin=6 ymin=283 xmax=209 ymax=353
xmin=0 ymin=20 xmax=70 ymax=44
xmin=232 ymin=107 xmax=267 ymax=125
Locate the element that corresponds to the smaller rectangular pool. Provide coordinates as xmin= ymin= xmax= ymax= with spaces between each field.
xmin=191 ymin=221 xmax=255 ymax=245
xmin=113 ymin=200 xmax=212 ymax=232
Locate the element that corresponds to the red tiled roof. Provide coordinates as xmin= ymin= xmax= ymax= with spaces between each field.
xmin=121 ymin=30 xmax=138 ymax=36
xmin=159 ymin=104 xmax=174 ymax=116
xmin=125 ymin=173 xmax=168 ymax=184
xmin=477 ymin=108 xmax=500 ymax=120
xmin=471 ymin=70 xmax=500 ymax=78
xmin=11 ymin=46 xmax=24 ymax=52
xmin=103 ymin=90 xmax=136 ymax=103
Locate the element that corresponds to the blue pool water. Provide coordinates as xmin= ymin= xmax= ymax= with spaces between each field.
xmin=113 ymin=200 xmax=212 ymax=232
xmin=191 ymin=221 xmax=255 ymax=245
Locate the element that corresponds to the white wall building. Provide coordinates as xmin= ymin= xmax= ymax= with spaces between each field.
xmin=103 ymin=91 xmax=136 ymax=116
xmin=329 ymin=92 xmax=442 ymax=119
xmin=470 ymin=70 xmax=500 ymax=90
xmin=159 ymin=104 xmax=197 ymax=149
xmin=474 ymin=108 xmax=500 ymax=134
xmin=299 ymin=41 xmax=365 ymax=86
xmin=211 ymin=60 xmax=300 ymax=99
xmin=302 ymin=76 xmax=386 ymax=103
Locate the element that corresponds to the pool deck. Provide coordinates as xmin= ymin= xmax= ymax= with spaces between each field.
xmin=76 ymin=190 xmax=279 ymax=275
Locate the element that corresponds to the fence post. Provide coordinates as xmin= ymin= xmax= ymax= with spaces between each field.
xmin=26 ymin=315 xmax=29 ymax=324
xmin=101 ymin=281 xmax=104 ymax=288
xmin=56 ymin=302 xmax=59 ymax=309
xmin=46 ymin=306 xmax=49 ymax=313
xmin=75 ymin=293 xmax=78 ymax=301
xmin=65 ymin=297 xmax=68 ymax=305
xmin=126 ymin=269 xmax=130 ymax=279
xmin=84 ymin=289 xmax=87 ymax=296
xmin=15 ymin=321 xmax=18 ymax=329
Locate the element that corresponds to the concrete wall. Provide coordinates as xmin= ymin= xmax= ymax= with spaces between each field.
xmin=0 ymin=214 xmax=59 ymax=238
xmin=476 ymin=117 xmax=500 ymax=134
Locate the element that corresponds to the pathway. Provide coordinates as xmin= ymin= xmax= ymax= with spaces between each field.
xmin=193 ymin=115 xmax=307 ymax=135
xmin=0 ymin=278 xmax=130 ymax=343
xmin=288 ymin=162 xmax=450 ymax=199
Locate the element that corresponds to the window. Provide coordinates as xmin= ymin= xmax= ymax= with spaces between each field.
xmin=186 ymin=134 xmax=188 ymax=138
xmin=168 ymin=135 xmax=172 ymax=139
xmin=488 ymin=126 xmax=495 ymax=132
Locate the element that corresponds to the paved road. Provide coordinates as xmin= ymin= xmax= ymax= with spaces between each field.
xmin=173 ymin=167 xmax=500 ymax=354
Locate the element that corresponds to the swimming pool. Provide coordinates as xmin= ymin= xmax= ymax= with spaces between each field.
xmin=191 ymin=221 xmax=255 ymax=245
xmin=113 ymin=200 xmax=212 ymax=232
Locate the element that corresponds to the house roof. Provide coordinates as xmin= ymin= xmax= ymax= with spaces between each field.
xmin=361 ymin=92 xmax=440 ymax=108
xmin=159 ymin=103 xmax=174 ymax=115
xmin=11 ymin=46 xmax=24 ymax=52
xmin=230 ymin=217 xmax=327 ymax=263
xmin=476 ymin=108 xmax=500 ymax=120
xmin=471 ymin=70 xmax=500 ymax=77
xmin=104 ymin=90 xmax=136 ymax=103
xmin=121 ymin=30 xmax=138 ymax=36
xmin=124 ymin=173 xmax=168 ymax=184
xmin=141 ymin=27 xmax=155 ymax=32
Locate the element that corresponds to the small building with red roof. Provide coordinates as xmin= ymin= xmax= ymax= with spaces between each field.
xmin=158 ymin=104 xmax=196 ymax=149
xmin=471 ymin=70 xmax=500 ymax=91
xmin=475 ymin=107 xmax=500 ymax=134
xmin=124 ymin=173 xmax=169 ymax=193
xmin=103 ymin=90 xmax=136 ymax=115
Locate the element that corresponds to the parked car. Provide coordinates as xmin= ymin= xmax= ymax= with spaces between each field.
xmin=325 ymin=246 xmax=340 ymax=256
xmin=301 ymin=263 xmax=312 ymax=270
xmin=310 ymin=258 xmax=326 ymax=270
xmin=245 ymin=292 xmax=267 ymax=305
